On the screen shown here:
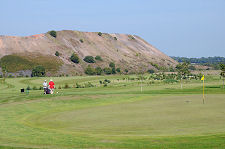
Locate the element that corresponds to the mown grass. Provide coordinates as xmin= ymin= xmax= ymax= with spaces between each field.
xmin=0 ymin=75 xmax=224 ymax=148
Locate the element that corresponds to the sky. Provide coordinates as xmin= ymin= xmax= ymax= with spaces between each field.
xmin=0 ymin=0 xmax=225 ymax=57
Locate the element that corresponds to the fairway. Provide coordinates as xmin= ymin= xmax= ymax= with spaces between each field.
xmin=0 ymin=75 xmax=225 ymax=149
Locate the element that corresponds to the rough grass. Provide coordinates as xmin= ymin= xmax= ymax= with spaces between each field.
xmin=0 ymin=75 xmax=224 ymax=148
xmin=0 ymin=54 xmax=63 ymax=73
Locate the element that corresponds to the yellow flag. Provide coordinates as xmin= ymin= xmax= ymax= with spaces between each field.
xmin=201 ymin=75 xmax=204 ymax=81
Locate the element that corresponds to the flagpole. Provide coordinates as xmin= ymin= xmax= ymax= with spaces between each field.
xmin=203 ymin=79 xmax=205 ymax=104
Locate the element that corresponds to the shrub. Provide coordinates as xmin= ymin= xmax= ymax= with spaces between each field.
xmin=103 ymin=67 xmax=112 ymax=75
xmin=114 ymin=37 xmax=117 ymax=40
xmin=32 ymin=86 xmax=38 ymax=90
xmin=76 ymin=83 xmax=82 ymax=88
xmin=31 ymin=66 xmax=45 ymax=77
xmin=125 ymin=69 xmax=129 ymax=73
xmin=95 ymin=67 xmax=103 ymax=75
xmin=189 ymin=65 xmax=196 ymax=70
xmin=116 ymin=68 xmax=121 ymax=73
xmin=83 ymin=56 xmax=95 ymax=63
xmin=49 ymin=30 xmax=57 ymax=38
xmin=112 ymin=67 xmax=116 ymax=74
xmin=55 ymin=51 xmax=60 ymax=56
xmin=58 ymin=85 xmax=62 ymax=89
xmin=98 ymin=32 xmax=102 ymax=36
xmin=109 ymin=62 xmax=115 ymax=68
xmin=84 ymin=82 xmax=94 ymax=88
xmin=85 ymin=65 xmax=96 ymax=75
xmin=26 ymin=86 xmax=31 ymax=90
xmin=95 ymin=56 xmax=103 ymax=61
xmin=39 ymin=86 xmax=43 ymax=90
xmin=64 ymin=83 xmax=70 ymax=89
xmin=147 ymin=69 xmax=155 ymax=74
xmin=70 ymin=53 xmax=80 ymax=64
xmin=79 ymin=39 xmax=84 ymax=43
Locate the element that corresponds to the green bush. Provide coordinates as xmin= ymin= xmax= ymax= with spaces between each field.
xmin=125 ymin=69 xmax=129 ymax=73
xmin=95 ymin=67 xmax=103 ymax=75
xmin=55 ymin=51 xmax=60 ymax=56
xmin=31 ymin=66 xmax=45 ymax=77
xmin=26 ymin=86 xmax=31 ymax=90
xmin=83 ymin=56 xmax=95 ymax=63
xmin=79 ymin=39 xmax=84 ymax=43
xmin=85 ymin=65 xmax=96 ymax=75
xmin=49 ymin=30 xmax=57 ymax=38
xmin=98 ymin=32 xmax=102 ymax=36
xmin=32 ymin=86 xmax=38 ymax=90
xmin=103 ymin=67 xmax=112 ymax=75
xmin=116 ymin=68 xmax=121 ymax=73
xmin=70 ymin=53 xmax=80 ymax=64
xmin=95 ymin=56 xmax=103 ymax=61
xmin=114 ymin=37 xmax=117 ymax=40
xmin=64 ymin=84 xmax=70 ymax=89
xmin=109 ymin=62 xmax=115 ymax=68
xmin=147 ymin=69 xmax=155 ymax=74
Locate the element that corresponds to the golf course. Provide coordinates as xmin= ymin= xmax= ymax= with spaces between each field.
xmin=0 ymin=74 xmax=224 ymax=149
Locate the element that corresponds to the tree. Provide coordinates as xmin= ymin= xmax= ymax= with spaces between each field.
xmin=95 ymin=56 xmax=103 ymax=61
xmin=147 ymin=69 xmax=155 ymax=74
xmin=109 ymin=62 xmax=115 ymax=68
xmin=116 ymin=68 xmax=121 ymax=73
xmin=95 ymin=67 xmax=103 ymax=75
xmin=70 ymin=53 xmax=80 ymax=64
xmin=49 ymin=30 xmax=57 ymax=38
xmin=31 ymin=66 xmax=45 ymax=77
xmin=103 ymin=67 xmax=112 ymax=75
xmin=109 ymin=62 xmax=116 ymax=74
xmin=98 ymin=32 xmax=102 ymax=36
xmin=220 ymin=64 xmax=225 ymax=88
xmin=55 ymin=51 xmax=60 ymax=57
xmin=176 ymin=62 xmax=190 ymax=89
xmin=85 ymin=65 xmax=96 ymax=75
xmin=83 ymin=56 xmax=95 ymax=63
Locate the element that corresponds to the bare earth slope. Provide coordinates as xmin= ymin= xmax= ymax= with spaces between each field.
xmin=0 ymin=30 xmax=177 ymax=75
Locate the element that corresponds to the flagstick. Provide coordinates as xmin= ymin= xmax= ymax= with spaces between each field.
xmin=203 ymin=79 xmax=205 ymax=104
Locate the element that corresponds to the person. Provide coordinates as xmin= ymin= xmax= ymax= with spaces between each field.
xmin=48 ymin=79 xmax=55 ymax=94
xmin=43 ymin=80 xmax=48 ymax=94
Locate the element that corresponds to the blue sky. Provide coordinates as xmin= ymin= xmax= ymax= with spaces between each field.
xmin=0 ymin=0 xmax=225 ymax=57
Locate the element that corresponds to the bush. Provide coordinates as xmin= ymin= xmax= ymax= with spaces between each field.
xmin=32 ymin=86 xmax=38 ymax=90
xmin=109 ymin=62 xmax=115 ymax=68
xmin=98 ymin=32 xmax=102 ymax=36
xmin=125 ymin=69 xmax=129 ymax=73
xmin=83 ymin=56 xmax=95 ymax=63
xmin=64 ymin=84 xmax=70 ymax=89
xmin=85 ymin=65 xmax=96 ymax=75
xmin=70 ymin=53 xmax=80 ymax=64
xmin=39 ymin=86 xmax=43 ymax=90
xmin=31 ymin=66 xmax=45 ymax=77
xmin=95 ymin=56 xmax=103 ymax=61
xmin=189 ymin=65 xmax=196 ymax=70
xmin=147 ymin=69 xmax=155 ymax=74
xmin=55 ymin=51 xmax=60 ymax=56
xmin=26 ymin=86 xmax=31 ymax=90
xmin=103 ymin=67 xmax=112 ymax=75
xmin=114 ymin=37 xmax=117 ymax=40
xmin=116 ymin=68 xmax=121 ymax=73
xmin=95 ymin=67 xmax=103 ymax=75
xmin=49 ymin=30 xmax=57 ymax=38
xmin=79 ymin=39 xmax=84 ymax=43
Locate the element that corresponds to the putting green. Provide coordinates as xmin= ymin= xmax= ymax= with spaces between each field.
xmin=24 ymin=94 xmax=225 ymax=137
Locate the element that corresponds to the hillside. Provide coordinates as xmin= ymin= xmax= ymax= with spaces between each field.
xmin=0 ymin=30 xmax=177 ymax=76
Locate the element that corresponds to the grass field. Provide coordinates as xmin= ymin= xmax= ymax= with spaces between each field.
xmin=0 ymin=75 xmax=224 ymax=149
